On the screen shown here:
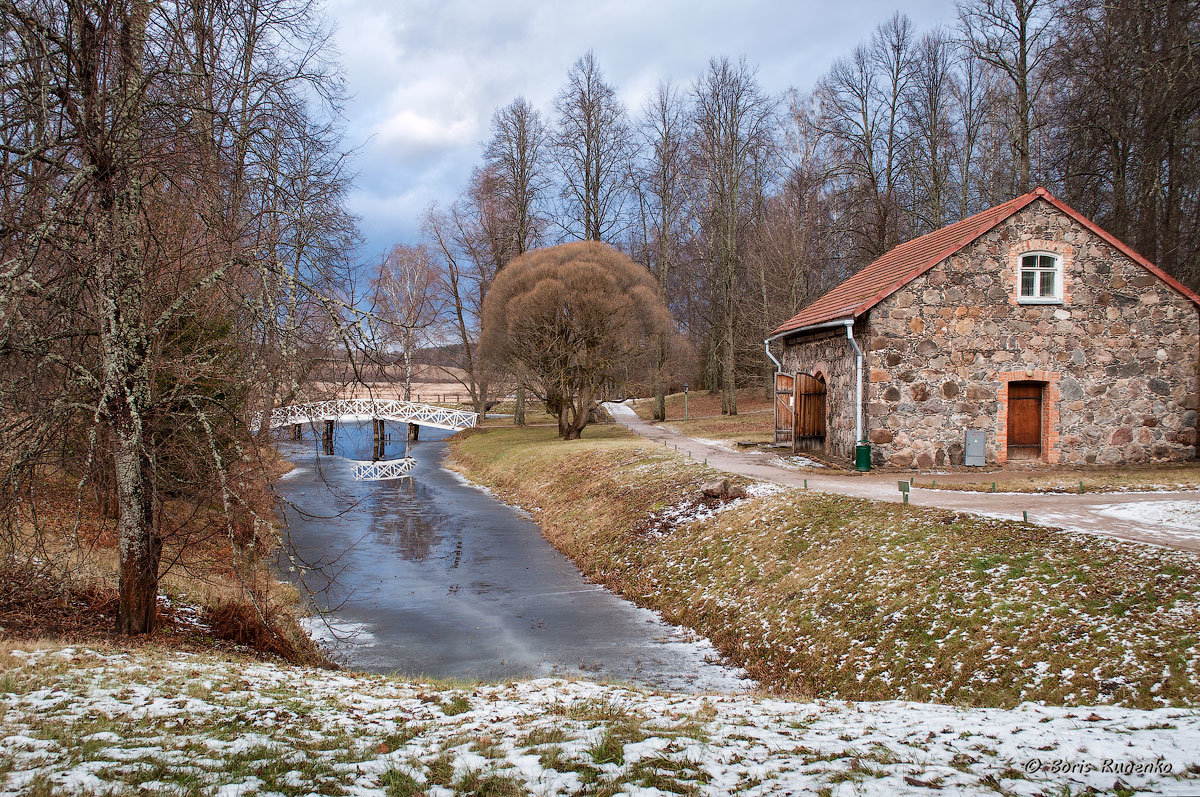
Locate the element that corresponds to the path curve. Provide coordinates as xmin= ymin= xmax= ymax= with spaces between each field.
xmin=604 ymin=402 xmax=1200 ymax=554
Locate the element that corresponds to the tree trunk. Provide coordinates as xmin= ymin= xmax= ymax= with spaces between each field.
xmin=102 ymin=0 xmax=159 ymax=636
xmin=723 ymin=276 xmax=738 ymax=416
xmin=514 ymin=383 xmax=526 ymax=426
xmin=403 ymin=347 xmax=413 ymax=401
xmin=653 ymin=334 xmax=668 ymax=421
xmin=112 ymin=402 xmax=160 ymax=634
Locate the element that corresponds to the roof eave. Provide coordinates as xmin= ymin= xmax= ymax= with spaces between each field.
xmin=769 ymin=315 xmax=858 ymax=340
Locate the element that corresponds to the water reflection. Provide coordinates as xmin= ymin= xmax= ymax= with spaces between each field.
xmin=369 ymin=477 xmax=444 ymax=562
xmin=273 ymin=420 xmax=749 ymax=692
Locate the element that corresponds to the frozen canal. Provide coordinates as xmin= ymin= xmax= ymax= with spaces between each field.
xmin=274 ymin=421 xmax=747 ymax=691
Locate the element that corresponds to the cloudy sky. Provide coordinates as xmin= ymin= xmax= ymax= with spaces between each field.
xmin=327 ymin=0 xmax=960 ymax=262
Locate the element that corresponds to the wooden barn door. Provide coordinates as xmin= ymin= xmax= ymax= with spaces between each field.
xmin=794 ymin=373 xmax=827 ymax=452
xmin=1007 ymin=382 xmax=1043 ymax=461
xmin=774 ymin=373 xmax=794 ymax=446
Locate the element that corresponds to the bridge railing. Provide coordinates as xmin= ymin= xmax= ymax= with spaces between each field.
xmin=351 ymin=457 xmax=416 ymax=481
xmin=255 ymin=398 xmax=479 ymax=432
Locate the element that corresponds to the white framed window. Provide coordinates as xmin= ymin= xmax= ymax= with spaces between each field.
xmin=1018 ymin=252 xmax=1063 ymax=303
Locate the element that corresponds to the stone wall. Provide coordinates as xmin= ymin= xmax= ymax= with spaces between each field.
xmin=863 ymin=198 xmax=1199 ymax=467
xmin=777 ymin=320 xmax=866 ymax=460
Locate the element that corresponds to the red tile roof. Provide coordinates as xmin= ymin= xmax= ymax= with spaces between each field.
xmin=770 ymin=187 xmax=1200 ymax=337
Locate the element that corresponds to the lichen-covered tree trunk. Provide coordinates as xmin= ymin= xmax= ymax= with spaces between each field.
xmin=100 ymin=193 xmax=161 ymax=635
xmin=98 ymin=0 xmax=160 ymax=635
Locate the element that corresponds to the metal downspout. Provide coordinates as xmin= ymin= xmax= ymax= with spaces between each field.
xmin=764 ymin=334 xmax=784 ymax=374
xmin=843 ymin=320 xmax=864 ymax=444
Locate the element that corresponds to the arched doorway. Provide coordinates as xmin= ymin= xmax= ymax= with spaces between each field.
xmin=795 ymin=372 xmax=827 ymax=452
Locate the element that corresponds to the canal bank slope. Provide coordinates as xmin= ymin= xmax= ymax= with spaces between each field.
xmin=447 ymin=425 xmax=1200 ymax=708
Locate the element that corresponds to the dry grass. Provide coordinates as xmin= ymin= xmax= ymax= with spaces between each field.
xmin=628 ymin=388 xmax=774 ymax=443
xmin=629 ymin=387 xmax=773 ymax=421
xmin=0 ymin=454 xmax=324 ymax=666
xmin=449 ymin=425 xmax=1200 ymax=708
xmin=479 ymin=397 xmax=560 ymax=428
xmin=908 ymin=463 xmax=1200 ymax=493
xmin=662 ymin=414 xmax=773 ymax=444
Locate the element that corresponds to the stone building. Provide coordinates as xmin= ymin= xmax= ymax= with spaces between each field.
xmin=766 ymin=187 xmax=1200 ymax=468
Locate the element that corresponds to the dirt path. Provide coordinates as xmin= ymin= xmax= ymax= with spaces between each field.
xmin=605 ymin=402 xmax=1200 ymax=554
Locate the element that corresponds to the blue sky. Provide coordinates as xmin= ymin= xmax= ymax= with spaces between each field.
xmin=327 ymin=0 xmax=960 ymax=263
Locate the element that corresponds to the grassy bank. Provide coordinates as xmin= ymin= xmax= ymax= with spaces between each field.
xmin=907 ymin=464 xmax=1200 ymax=493
xmin=448 ymin=425 xmax=1200 ymax=708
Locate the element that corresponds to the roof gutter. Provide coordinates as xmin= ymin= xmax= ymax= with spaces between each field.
xmin=769 ymin=316 xmax=857 ymax=338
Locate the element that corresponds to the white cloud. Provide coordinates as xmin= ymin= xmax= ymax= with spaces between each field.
xmin=327 ymin=0 xmax=961 ymax=260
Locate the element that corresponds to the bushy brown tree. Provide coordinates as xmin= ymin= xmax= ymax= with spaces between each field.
xmin=480 ymin=241 xmax=671 ymax=439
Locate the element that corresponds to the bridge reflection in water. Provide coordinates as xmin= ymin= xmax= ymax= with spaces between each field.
xmin=262 ymin=399 xmax=477 ymax=481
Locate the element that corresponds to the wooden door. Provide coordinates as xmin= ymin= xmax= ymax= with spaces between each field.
xmin=1007 ymin=381 xmax=1043 ymax=460
xmin=794 ymin=373 xmax=827 ymax=452
xmin=774 ymin=373 xmax=794 ymax=446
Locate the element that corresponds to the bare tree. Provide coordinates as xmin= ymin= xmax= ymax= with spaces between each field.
xmin=422 ymin=168 xmax=511 ymax=417
xmin=484 ymin=97 xmax=549 ymax=257
xmin=690 ymin=56 xmax=776 ymax=416
xmin=906 ymin=28 xmax=956 ymax=232
xmin=949 ymin=46 xmax=1004 ymax=216
xmin=0 ymin=0 xmax=354 ymax=635
xmin=1051 ymin=0 xmax=1200 ymax=286
xmin=817 ymin=13 xmax=917 ymax=260
xmin=552 ymin=51 xmax=633 ymax=242
xmin=483 ymin=97 xmax=549 ymax=425
xmin=633 ymin=80 xmax=689 ymax=420
xmin=371 ymin=244 xmax=442 ymax=402
xmin=957 ymin=0 xmax=1057 ymax=193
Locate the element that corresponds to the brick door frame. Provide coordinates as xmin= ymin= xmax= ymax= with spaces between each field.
xmin=996 ymin=370 xmax=1062 ymax=464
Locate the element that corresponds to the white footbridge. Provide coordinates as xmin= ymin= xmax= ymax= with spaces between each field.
xmin=258 ymin=398 xmax=478 ymax=482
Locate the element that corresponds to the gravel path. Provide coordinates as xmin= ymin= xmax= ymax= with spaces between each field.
xmin=605 ymin=402 xmax=1200 ymax=554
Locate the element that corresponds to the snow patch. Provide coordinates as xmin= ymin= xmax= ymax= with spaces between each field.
xmin=1096 ymin=500 xmax=1200 ymax=531
xmin=300 ymin=616 xmax=376 ymax=651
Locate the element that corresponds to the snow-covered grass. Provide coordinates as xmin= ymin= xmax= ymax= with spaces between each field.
xmin=449 ymin=425 xmax=1200 ymax=708
xmin=772 ymin=454 xmax=829 ymax=470
xmin=3 ymin=645 xmax=1199 ymax=796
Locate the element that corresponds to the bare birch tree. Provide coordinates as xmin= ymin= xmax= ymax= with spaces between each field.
xmin=371 ymin=244 xmax=442 ymax=402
